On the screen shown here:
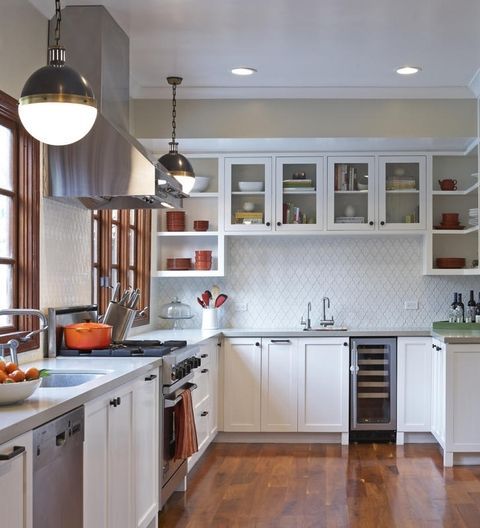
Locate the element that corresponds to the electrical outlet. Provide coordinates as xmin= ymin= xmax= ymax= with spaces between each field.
xmin=233 ymin=302 xmax=248 ymax=312
xmin=404 ymin=300 xmax=418 ymax=310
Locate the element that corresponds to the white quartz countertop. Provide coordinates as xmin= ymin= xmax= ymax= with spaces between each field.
xmin=0 ymin=356 xmax=161 ymax=445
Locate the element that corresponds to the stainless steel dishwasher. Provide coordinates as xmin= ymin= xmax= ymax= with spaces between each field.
xmin=33 ymin=406 xmax=84 ymax=528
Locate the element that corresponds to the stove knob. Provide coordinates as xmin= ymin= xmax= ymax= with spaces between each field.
xmin=184 ymin=363 xmax=192 ymax=375
xmin=194 ymin=357 xmax=201 ymax=368
xmin=171 ymin=369 xmax=177 ymax=381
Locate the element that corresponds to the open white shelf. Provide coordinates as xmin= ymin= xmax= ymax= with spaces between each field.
xmin=432 ymin=225 xmax=478 ymax=235
xmin=187 ymin=192 xmax=219 ymax=198
xmin=157 ymin=231 xmax=219 ymax=237
xmin=432 ymin=182 xmax=479 ymax=196
xmin=154 ymin=269 xmax=224 ymax=278
xmin=428 ymin=268 xmax=479 ymax=276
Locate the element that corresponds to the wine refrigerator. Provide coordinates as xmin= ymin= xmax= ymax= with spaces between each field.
xmin=349 ymin=337 xmax=397 ymax=442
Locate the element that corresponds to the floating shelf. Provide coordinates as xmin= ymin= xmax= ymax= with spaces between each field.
xmin=154 ymin=269 xmax=224 ymax=278
xmin=432 ymin=225 xmax=478 ymax=235
xmin=432 ymin=182 xmax=479 ymax=196
xmin=428 ymin=267 xmax=479 ymax=276
xmin=157 ymin=231 xmax=219 ymax=237
xmin=187 ymin=192 xmax=219 ymax=198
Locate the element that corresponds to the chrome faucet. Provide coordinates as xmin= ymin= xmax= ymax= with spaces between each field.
xmin=0 ymin=309 xmax=48 ymax=364
xmin=301 ymin=302 xmax=312 ymax=330
xmin=320 ymin=297 xmax=335 ymax=327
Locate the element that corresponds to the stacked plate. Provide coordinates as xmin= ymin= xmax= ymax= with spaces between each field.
xmin=469 ymin=208 xmax=478 ymax=227
xmin=195 ymin=250 xmax=212 ymax=270
xmin=166 ymin=258 xmax=192 ymax=270
xmin=166 ymin=211 xmax=185 ymax=232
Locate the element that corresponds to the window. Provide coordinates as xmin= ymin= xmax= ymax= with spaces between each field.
xmin=92 ymin=209 xmax=151 ymax=326
xmin=0 ymin=90 xmax=40 ymax=349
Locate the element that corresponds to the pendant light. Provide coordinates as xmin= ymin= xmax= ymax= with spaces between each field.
xmin=158 ymin=76 xmax=195 ymax=194
xmin=18 ymin=0 xmax=97 ymax=146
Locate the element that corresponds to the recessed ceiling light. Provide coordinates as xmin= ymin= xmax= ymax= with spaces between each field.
xmin=396 ymin=66 xmax=422 ymax=75
xmin=231 ymin=67 xmax=257 ymax=76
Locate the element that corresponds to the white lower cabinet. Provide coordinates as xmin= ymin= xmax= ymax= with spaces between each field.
xmin=223 ymin=337 xmax=349 ymax=435
xmin=261 ymin=338 xmax=298 ymax=432
xmin=223 ymin=338 xmax=261 ymax=432
xmin=84 ymin=367 xmax=159 ymax=528
xmin=431 ymin=339 xmax=446 ymax=450
xmin=297 ymin=338 xmax=349 ymax=433
xmin=189 ymin=337 xmax=220 ymax=470
xmin=0 ymin=431 xmax=32 ymax=528
xmin=396 ymin=337 xmax=432 ymax=437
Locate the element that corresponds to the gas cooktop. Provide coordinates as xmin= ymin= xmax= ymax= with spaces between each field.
xmin=57 ymin=339 xmax=187 ymax=357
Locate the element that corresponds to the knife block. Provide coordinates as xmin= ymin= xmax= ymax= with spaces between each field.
xmin=103 ymin=302 xmax=137 ymax=342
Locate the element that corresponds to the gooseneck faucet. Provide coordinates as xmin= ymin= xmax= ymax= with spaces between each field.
xmin=301 ymin=302 xmax=312 ymax=330
xmin=0 ymin=309 xmax=48 ymax=364
xmin=320 ymin=297 xmax=335 ymax=327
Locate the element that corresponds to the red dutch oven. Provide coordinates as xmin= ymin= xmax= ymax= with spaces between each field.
xmin=64 ymin=322 xmax=113 ymax=350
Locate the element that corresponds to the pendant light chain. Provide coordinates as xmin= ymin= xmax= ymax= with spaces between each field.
xmin=171 ymin=82 xmax=177 ymax=144
xmin=54 ymin=0 xmax=62 ymax=47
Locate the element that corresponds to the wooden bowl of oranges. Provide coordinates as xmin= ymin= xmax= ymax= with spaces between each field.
xmin=0 ymin=361 xmax=42 ymax=405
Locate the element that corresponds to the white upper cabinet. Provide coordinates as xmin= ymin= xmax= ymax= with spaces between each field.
xmin=274 ymin=157 xmax=324 ymax=231
xmin=378 ymin=156 xmax=426 ymax=230
xmin=327 ymin=156 xmax=376 ymax=231
xmin=224 ymin=157 xmax=273 ymax=232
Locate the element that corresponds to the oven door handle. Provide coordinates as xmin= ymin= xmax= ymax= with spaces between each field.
xmin=164 ymin=383 xmax=197 ymax=408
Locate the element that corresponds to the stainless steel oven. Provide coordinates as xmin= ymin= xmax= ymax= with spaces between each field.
xmin=160 ymin=351 xmax=200 ymax=508
xmin=350 ymin=337 xmax=397 ymax=442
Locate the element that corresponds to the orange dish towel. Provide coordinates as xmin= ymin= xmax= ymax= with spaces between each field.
xmin=174 ymin=387 xmax=199 ymax=460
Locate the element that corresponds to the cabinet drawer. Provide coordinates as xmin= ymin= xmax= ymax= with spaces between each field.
xmin=194 ymin=396 xmax=211 ymax=450
xmin=192 ymin=366 xmax=211 ymax=407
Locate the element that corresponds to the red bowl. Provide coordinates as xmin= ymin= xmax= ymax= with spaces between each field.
xmin=193 ymin=220 xmax=209 ymax=231
xmin=194 ymin=261 xmax=212 ymax=270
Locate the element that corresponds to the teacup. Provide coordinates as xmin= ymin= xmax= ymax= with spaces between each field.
xmin=439 ymin=179 xmax=457 ymax=191
xmin=441 ymin=212 xmax=459 ymax=225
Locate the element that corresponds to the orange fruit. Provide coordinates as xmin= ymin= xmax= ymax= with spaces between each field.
xmin=4 ymin=377 xmax=14 ymax=383
xmin=25 ymin=367 xmax=40 ymax=381
xmin=5 ymin=362 xmax=18 ymax=374
xmin=0 ymin=362 xmax=6 ymax=373
xmin=9 ymin=370 xmax=25 ymax=382
xmin=0 ymin=371 xmax=7 ymax=383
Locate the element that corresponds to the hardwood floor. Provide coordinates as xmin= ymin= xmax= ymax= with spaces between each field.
xmin=159 ymin=443 xmax=480 ymax=527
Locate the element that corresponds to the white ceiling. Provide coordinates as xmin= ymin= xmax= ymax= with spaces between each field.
xmin=29 ymin=0 xmax=480 ymax=100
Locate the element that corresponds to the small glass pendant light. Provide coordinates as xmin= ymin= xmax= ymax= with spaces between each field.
xmin=158 ymin=76 xmax=195 ymax=194
xmin=18 ymin=0 xmax=97 ymax=145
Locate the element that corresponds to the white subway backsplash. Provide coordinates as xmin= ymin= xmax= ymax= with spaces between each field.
xmin=152 ymin=236 xmax=480 ymax=330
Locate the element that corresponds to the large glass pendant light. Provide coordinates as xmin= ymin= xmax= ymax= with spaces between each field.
xmin=158 ymin=76 xmax=195 ymax=194
xmin=18 ymin=0 xmax=97 ymax=146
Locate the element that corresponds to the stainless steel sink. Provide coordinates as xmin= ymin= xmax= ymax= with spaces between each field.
xmin=40 ymin=370 xmax=109 ymax=388
xmin=303 ymin=327 xmax=348 ymax=331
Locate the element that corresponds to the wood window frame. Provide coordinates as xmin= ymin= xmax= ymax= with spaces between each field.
xmin=92 ymin=209 xmax=151 ymax=327
xmin=0 ymin=90 xmax=40 ymax=351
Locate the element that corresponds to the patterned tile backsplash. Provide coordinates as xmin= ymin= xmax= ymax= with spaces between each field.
xmin=152 ymin=235 xmax=480 ymax=330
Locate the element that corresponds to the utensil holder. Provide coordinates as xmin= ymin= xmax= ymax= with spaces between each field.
xmin=103 ymin=302 xmax=137 ymax=341
xmin=201 ymin=308 xmax=218 ymax=330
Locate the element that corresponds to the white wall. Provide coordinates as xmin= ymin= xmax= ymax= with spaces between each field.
xmin=152 ymin=236 xmax=480 ymax=330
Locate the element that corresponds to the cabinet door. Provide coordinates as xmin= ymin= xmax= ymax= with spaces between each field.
xmin=431 ymin=340 xmax=446 ymax=447
xmin=84 ymin=397 xmax=109 ymax=528
xmin=397 ymin=337 xmax=432 ymax=432
xmin=133 ymin=369 xmax=159 ymax=528
xmin=378 ymin=156 xmax=426 ymax=230
xmin=224 ymin=157 xmax=273 ymax=232
xmin=297 ymin=338 xmax=349 ymax=432
xmin=223 ymin=338 xmax=261 ymax=431
xmin=261 ymin=338 xmax=298 ymax=431
xmin=0 ymin=432 xmax=32 ymax=528
xmin=327 ymin=156 xmax=375 ymax=231
xmin=275 ymin=157 xmax=324 ymax=231
xmin=108 ymin=383 xmax=134 ymax=528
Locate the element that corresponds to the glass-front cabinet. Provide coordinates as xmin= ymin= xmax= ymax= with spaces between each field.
xmin=327 ymin=156 xmax=375 ymax=231
xmin=275 ymin=157 xmax=323 ymax=231
xmin=224 ymin=157 xmax=273 ymax=232
xmin=378 ymin=156 xmax=426 ymax=230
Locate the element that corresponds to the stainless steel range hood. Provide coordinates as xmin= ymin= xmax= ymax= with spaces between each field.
xmin=44 ymin=5 xmax=185 ymax=209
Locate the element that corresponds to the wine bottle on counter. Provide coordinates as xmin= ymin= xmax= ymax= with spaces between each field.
xmin=466 ymin=290 xmax=476 ymax=323
xmin=449 ymin=292 xmax=458 ymax=323
xmin=456 ymin=293 xmax=465 ymax=323
xmin=476 ymin=293 xmax=480 ymax=323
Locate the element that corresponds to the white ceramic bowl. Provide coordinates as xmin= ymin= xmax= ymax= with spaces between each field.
xmin=357 ymin=183 xmax=368 ymax=191
xmin=190 ymin=176 xmax=210 ymax=193
xmin=238 ymin=181 xmax=264 ymax=192
xmin=242 ymin=201 xmax=255 ymax=212
xmin=0 ymin=378 xmax=41 ymax=406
